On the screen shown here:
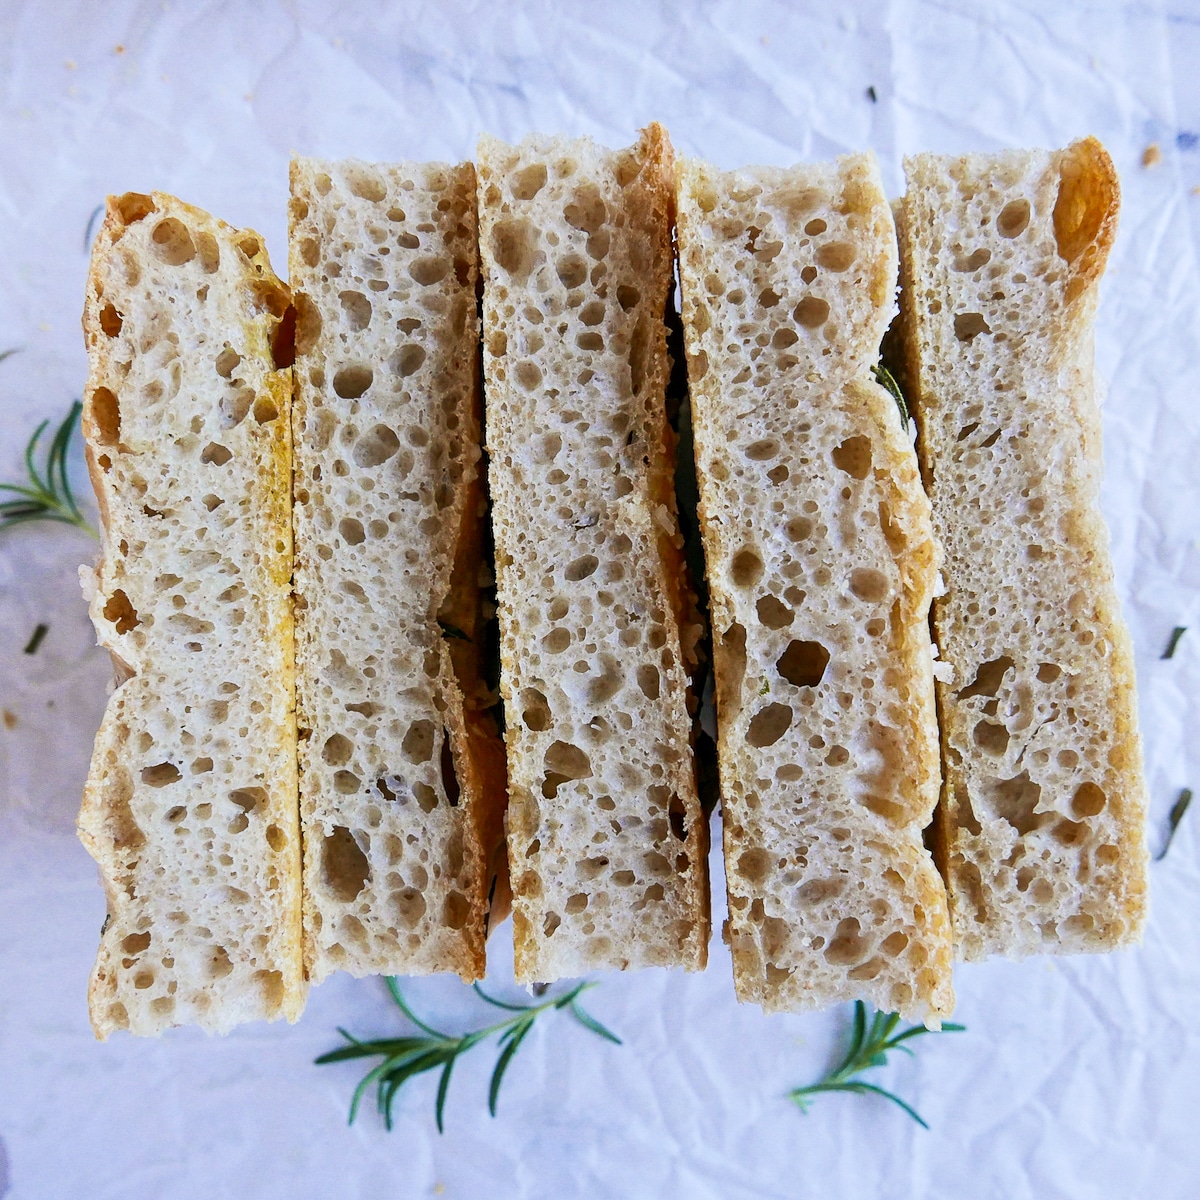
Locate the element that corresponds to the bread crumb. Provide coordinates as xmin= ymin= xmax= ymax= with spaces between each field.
xmin=114 ymin=43 xmax=125 ymax=55
xmin=1142 ymin=143 xmax=1162 ymax=168
xmin=2 ymin=710 xmax=16 ymax=730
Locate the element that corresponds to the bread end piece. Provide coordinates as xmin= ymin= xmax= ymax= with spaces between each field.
xmin=896 ymin=138 xmax=1147 ymax=961
xmin=79 ymin=192 xmax=303 ymax=1036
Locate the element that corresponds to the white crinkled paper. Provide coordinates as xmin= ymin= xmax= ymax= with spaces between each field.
xmin=1 ymin=2 xmax=1198 ymax=1197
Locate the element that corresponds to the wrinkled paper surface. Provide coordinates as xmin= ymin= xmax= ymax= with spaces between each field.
xmin=1 ymin=2 xmax=1198 ymax=1197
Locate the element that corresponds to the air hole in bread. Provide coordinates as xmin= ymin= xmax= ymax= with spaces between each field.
xmin=785 ymin=516 xmax=813 ymax=542
xmin=149 ymin=217 xmax=196 ymax=267
xmin=756 ymin=595 xmax=794 ymax=629
xmin=1071 ymin=782 xmax=1106 ymax=818
xmin=577 ymin=331 xmax=604 ymax=352
xmin=563 ymin=183 xmax=607 ymax=234
xmin=848 ymin=568 xmax=888 ymax=603
xmin=543 ymin=912 xmax=562 ymax=936
xmin=744 ymin=438 xmax=779 ymax=461
xmin=322 ymin=733 xmax=353 ymax=766
xmin=730 ymin=548 xmax=764 ymax=588
xmin=338 ymin=290 xmax=372 ymax=331
xmin=831 ymin=434 xmax=872 ymax=479
xmin=636 ymin=664 xmax=661 ymax=700
xmin=777 ymin=639 xmax=829 ymax=688
xmin=997 ymin=198 xmax=1031 ymax=239
xmin=409 ymin=256 xmax=449 ymax=286
xmin=565 ymin=554 xmax=599 ymax=582
xmin=333 ymin=364 xmax=373 ymax=399
xmin=332 ymin=771 xmax=360 ymax=796
xmin=113 ymin=192 xmax=155 ymax=225
xmin=543 ymin=628 xmax=571 ymax=653
xmin=958 ymin=655 xmax=1014 ymax=698
xmin=541 ymin=740 xmax=591 ymax=800
xmin=253 ymin=395 xmax=279 ymax=423
xmin=91 ymin=386 xmax=121 ymax=445
xmin=511 ymin=163 xmax=548 ymax=200
xmin=803 ymin=217 xmax=827 ymax=235
xmin=824 ymin=917 xmax=868 ymax=965
xmin=1036 ymin=662 xmax=1061 ymax=683
xmin=440 ymin=731 xmax=460 ymax=806
xmin=214 ymin=347 xmax=241 ymax=379
xmin=793 ymin=296 xmax=829 ymax=328
xmin=746 ymin=702 xmax=793 ymax=747
xmin=954 ymin=312 xmax=991 ymax=341
xmin=352 ymin=424 xmax=399 ymax=467
xmin=492 ymin=217 xmax=538 ymax=278
xmin=397 ymin=719 xmax=436 ymax=764
xmin=99 ymin=303 xmax=123 ymax=337
xmin=515 ymin=360 xmax=542 ymax=391
xmin=556 ymin=253 xmax=588 ymax=289
xmin=103 ymin=589 xmax=140 ymax=634
xmin=141 ymin=762 xmax=181 ymax=787
xmin=200 ymin=442 xmax=232 ymax=466
xmin=322 ymin=826 xmax=370 ymax=901
xmin=973 ymin=721 xmax=1010 ymax=755
xmin=293 ymin=292 xmax=321 ymax=356
xmin=520 ymin=689 xmax=552 ymax=731
xmin=954 ymin=248 xmax=992 ymax=272
xmin=219 ymin=385 xmax=254 ymax=427
xmin=442 ymin=890 xmax=469 ymax=929
xmin=343 ymin=166 xmax=386 ymax=202
xmin=982 ymin=772 xmax=1044 ymax=835
xmin=586 ymin=655 xmax=623 ymax=704
xmin=816 ymin=241 xmax=856 ymax=271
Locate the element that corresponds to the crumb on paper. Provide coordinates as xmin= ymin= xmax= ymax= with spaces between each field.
xmin=433 ymin=1186 xmax=446 ymax=1197
xmin=65 ymin=59 xmax=75 ymax=70
xmin=2 ymin=710 xmax=16 ymax=730
xmin=1142 ymin=143 xmax=1163 ymax=168
xmin=1192 ymin=185 xmax=1200 ymax=197
xmin=114 ymin=44 xmax=126 ymax=55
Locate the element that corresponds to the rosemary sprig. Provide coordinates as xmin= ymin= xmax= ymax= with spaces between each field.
xmin=788 ymin=1001 xmax=964 ymax=1129
xmin=1156 ymin=787 xmax=1194 ymax=861
xmin=0 ymin=400 xmax=96 ymax=537
xmin=872 ymin=362 xmax=910 ymax=430
xmin=1162 ymin=626 xmax=1187 ymax=660
xmin=23 ymin=623 xmax=48 ymax=655
xmin=317 ymin=977 xmax=621 ymax=1132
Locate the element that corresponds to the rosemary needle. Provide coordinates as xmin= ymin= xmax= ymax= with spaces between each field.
xmin=1162 ymin=626 xmax=1187 ymax=660
xmin=788 ymin=1001 xmax=964 ymax=1129
xmin=0 ymin=400 xmax=96 ymax=537
xmin=872 ymin=362 xmax=910 ymax=430
xmin=317 ymin=978 xmax=621 ymax=1132
xmin=1156 ymin=788 xmax=1193 ymax=861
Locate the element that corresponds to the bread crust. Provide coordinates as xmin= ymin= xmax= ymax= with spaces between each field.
xmin=896 ymin=139 xmax=1148 ymax=960
xmin=677 ymin=154 xmax=954 ymax=1024
xmin=478 ymin=125 xmax=710 ymax=982
xmin=289 ymin=159 xmax=507 ymax=983
xmin=78 ymin=192 xmax=303 ymax=1036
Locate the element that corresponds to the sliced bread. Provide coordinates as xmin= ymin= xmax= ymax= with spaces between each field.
xmin=478 ymin=125 xmax=710 ymax=982
xmin=894 ymin=139 xmax=1148 ymax=960
xmin=289 ymin=158 xmax=508 ymax=983
xmin=676 ymin=155 xmax=955 ymax=1023
xmin=78 ymin=192 xmax=303 ymax=1036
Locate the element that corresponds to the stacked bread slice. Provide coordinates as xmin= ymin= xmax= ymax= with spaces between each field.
xmin=77 ymin=130 xmax=1146 ymax=1038
xmin=79 ymin=192 xmax=303 ymax=1036
xmin=289 ymin=158 xmax=508 ymax=983
xmin=477 ymin=126 xmax=711 ymax=982
xmin=893 ymin=139 xmax=1148 ymax=960
xmin=676 ymin=156 xmax=955 ymax=1023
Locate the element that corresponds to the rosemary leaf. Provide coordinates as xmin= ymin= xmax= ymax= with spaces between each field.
xmin=23 ymin=623 xmax=48 ymax=655
xmin=1162 ymin=626 xmax=1187 ymax=660
xmin=1156 ymin=788 xmax=1193 ymax=861
xmin=0 ymin=347 xmax=20 ymax=366
xmin=872 ymin=363 xmax=910 ymax=430
xmin=84 ymin=203 xmax=105 ymax=253
xmin=0 ymin=400 xmax=96 ymax=538
xmin=318 ymin=978 xmax=621 ymax=1131
xmin=438 ymin=620 xmax=471 ymax=642
xmin=787 ymin=1000 xmax=964 ymax=1128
